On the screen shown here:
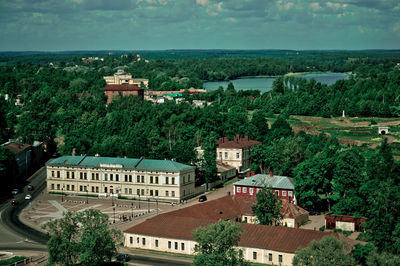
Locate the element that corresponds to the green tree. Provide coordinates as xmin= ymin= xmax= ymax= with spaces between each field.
xmin=366 ymin=250 xmax=400 ymax=266
xmin=202 ymin=132 xmax=218 ymax=190
xmin=192 ymin=220 xmax=248 ymax=266
xmin=293 ymin=236 xmax=354 ymax=266
xmin=252 ymin=187 xmax=282 ymax=225
xmin=43 ymin=209 xmax=121 ymax=266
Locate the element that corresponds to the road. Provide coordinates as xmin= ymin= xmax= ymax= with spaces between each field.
xmin=0 ymin=166 xmax=193 ymax=266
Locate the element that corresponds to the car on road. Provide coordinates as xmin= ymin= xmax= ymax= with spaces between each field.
xmin=11 ymin=188 xmax=19 ymax=195
xmin=115 ymin=253 xmax=130 ymax=262
xmin=25 ymin=194 xmax=32 ymax=200
xmin=27 ymin=185 xmax=34 ymax=191
xmin=198 ymin=195 xmax=207 ymax=202
xmin=10 ymin=199 xmax=18 ymax=206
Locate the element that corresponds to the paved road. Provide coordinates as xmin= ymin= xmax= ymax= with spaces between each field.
xmin=0 ymin=167 xmax=48 ymax=251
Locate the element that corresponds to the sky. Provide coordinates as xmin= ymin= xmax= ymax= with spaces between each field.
xmin=0 ymin=0 xmax=399 ymax=51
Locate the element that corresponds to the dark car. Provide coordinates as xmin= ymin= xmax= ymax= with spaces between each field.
xmin=27 ymin=185 xmax=34 ymax=191
xmin=115 ymin=253 xmax=130 ymax=262
xmin=11 ymin=188 xmax=19 ymax=195
xmin=309 ymin=210 xmax=320 ymax=216
xmin=198 ymin=195 xmax=207 ymax=202
xmin=11 ymin=199 xmax=18 ymax=206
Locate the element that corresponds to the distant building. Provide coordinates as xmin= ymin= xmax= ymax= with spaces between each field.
xmin=103 ymin=84 xmax=144 ymax=104
xmin=104 ymin=70 xmax=149 ymax=88
xmin=216 ymin=135 xmax=261 ymax=172
xmin=2 ymin=141 xmax=32 ymax=179
xmin=325 ymin=214 xmax=366 ymax=232
xmin=46 ymin=155 xmax=196 ymax=203
xmin=233 ymin=173 xmax=296 ymax=204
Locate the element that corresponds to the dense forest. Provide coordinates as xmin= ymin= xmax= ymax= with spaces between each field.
xmin=1 ymin=51 xmax=400 ymax=261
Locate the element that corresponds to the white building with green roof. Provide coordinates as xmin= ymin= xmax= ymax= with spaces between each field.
xmin=46 ymin=155 xmax=196 ymax=203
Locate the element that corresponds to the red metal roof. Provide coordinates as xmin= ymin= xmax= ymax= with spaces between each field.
xmin=217 ymin=135 xmax=261 ymax=149
xmin=103 ymin=84 xmax=144 ymax=92
xmin=2 ymin=142 xmax=31 ymax=154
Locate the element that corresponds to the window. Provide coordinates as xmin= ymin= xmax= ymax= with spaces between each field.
xmin=250 ymin=188 xmax=254 ymax=195
xmin=80 ymin=172 xmax=83 ymax=179
xmin=253 ymin=252 xmax=257 ymax=260
xmin=137 ymin=176 xmax=140 ymax=183
xmin=96 ymin=173 xmax=99 ymax=180
xmin=155 ymin=176 xmax=159 ymax=184
xmin=183 ymin=176 xmax=185 ymax=184
xmin=130 ymin=237 xmax=133 ymax=244
xmin=275 ymin=190 xmax=279 ymax=196
xmin=67 ymin=185 xmax=70 ymax=191
xmin=116 ymin=174 xmax=119 ymax=181
xmin=150 ymin=190 xmax=153 ymax=196
xmin=141 ymin=176 xmax=144 ymax=183
xmin=92 ymin=173 xmax=95 ymax=180
xmin=166 ymin=177 xmax=169 ymax=184
xmin=51 ymin=184 xmax=54 ymax=190
xmin=57 ymin=171 xmax=60 ymax=178
xmin=142 ymin=238 xmax=146 ymax=245
xmin=125 ymin=175 xmax=128 ymax=182
xmin=268 ymin=253 xmax=272 ymax=262
xmin=96 ymin=187 xmax=99 ymax=193
xmin=104 ymin=187 xmax=108 ymax=193
xmin=57 ymin=184 xmax=60 ymax=190
xmin=84 ymin=173 xmax=87 ymax=180
xmin=67 ymin=172 xmax=70 ymax=179
xmin=181 ymin=243 xmax=185 ymax=251
xmin=137 ymin=189 xmax=140 ymax=195
xmin=137 ymin=237 xmax=139 ymax=244
xmin=282 ymin=191 xmax=287 ymax=197
xmin=71 ymin=185 xmax=75 ymax=191
xmin=237 ymin=187 xmax=241 ymax=193
xmin=92 ymin=186 xmax=95 ymax=192
xmin=288 ymin=191 xmax=292 ymax=197
xmin=236 ymin=152 xmax=240 ymax=159
xmin=150 ymin=176 xmax=153 ymax=184
xmin=168 ymin=241 xmax=171 ymax=249
xmin=155 ymin=239 xmax=159 ymax=248
xmin=129 ymin=188 xmax=132 ymax=194
xmin=279 ymin=254 xmax=282 ymax=264
xmin=172 ymin=177 xmax=175 ymax=185
xmin=225 ymin=152 xmax=228 ymax=159
xmin=51 ymin=171 xmax=54 ymax=177
xmin=165 ymin=191 xmax=169 ymax=197
xmin=110 ymin=174 xmax=113 ymax=181
xmin=219 ymin=152 xmax=222 ymax=158
xmin=155 ymin=190 xmax=158 ymax=197
xmin=71 ymin=172 xmax=75 ymax=179
xmin=129 ymin=175 xmax=132 ymax=182
xmin=141 ymin=189 xmax=144 ymax=195
xmin=105 ymin=174 xmax=108 ymax=181
xmin=80 ymin=185 xmax=83 ymax=192
xmin=125 ymin=188 xmax=128 ymax=194
xmin=243 ymin=187 xmax=247 ymax=193
xmin=171 ymin=191 xmax=175 ymax=197
xmin=175 ymin=242 xmax=178 ymax=250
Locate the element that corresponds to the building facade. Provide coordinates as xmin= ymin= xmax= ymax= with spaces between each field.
xmin=103 ymin=84 xmax=144 ymax=104
xmin=104 ymin=70 xmax=149 ymax=87
xmin=233 ymin=173 xmax=297 ymax=204
xmin=216 ymin=135 xmax=261 ymax=172
xmin=46 ymin=156 xmax=195 ymax=203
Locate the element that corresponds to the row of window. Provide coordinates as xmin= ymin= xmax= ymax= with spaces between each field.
xmin=236 ymin=187 xmax=293 ymax=197
xmin=219 ymin=152 xmax=240 ymax=159
xmin=51 ymin=170 xmax=182 ymax=185
xmin=129 ymin=237 xmax=186 ymax=251
xmin=252 ymin=251 xmax=282 ymax=263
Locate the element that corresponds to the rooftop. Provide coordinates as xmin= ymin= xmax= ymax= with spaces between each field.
xmin=47 ymin=155 xmax=195 ymax=172
xmin=103 ymin=84 xmax=144 ymax=92
xmin=217 ymin=135 xmax=261 ymax=149
xmin=234 ymin=174 xmax=295 ymax=190
xmin=2 ymin=141 xmax=31 ymax=154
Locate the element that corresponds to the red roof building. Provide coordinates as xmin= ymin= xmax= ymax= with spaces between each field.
xmin=103 ymin=84 xmax=144 ymax=104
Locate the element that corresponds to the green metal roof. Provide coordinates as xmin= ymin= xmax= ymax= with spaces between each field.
xmin=233 ymin=174 xmax=295 ymax=190
xmin=47 ymin=156 xmax=195 ymax=172
xmin=162 ymin=93 xmax=182 ymax=98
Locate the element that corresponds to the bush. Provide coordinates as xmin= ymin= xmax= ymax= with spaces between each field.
xmin=319 ymin=225 xmax=325 ymax=231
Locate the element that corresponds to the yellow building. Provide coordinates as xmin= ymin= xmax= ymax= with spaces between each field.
xmin=46 ymin=155 xmax=195 ymax=203
xmin=104 ymin=70 xmax=149 ymax=88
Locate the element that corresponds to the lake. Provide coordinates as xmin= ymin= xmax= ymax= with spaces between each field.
xmin=202 ymin=72 xmax=349 ymax=92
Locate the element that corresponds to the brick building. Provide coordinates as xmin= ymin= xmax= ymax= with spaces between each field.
xmin=103 ymin=84 xmax=144 ymax=104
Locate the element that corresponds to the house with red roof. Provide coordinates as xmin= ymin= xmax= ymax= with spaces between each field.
xmin=216 ymin=135 xmax=261 ymax=172
xmin=124 ymin=195 xmax=322 ymax=265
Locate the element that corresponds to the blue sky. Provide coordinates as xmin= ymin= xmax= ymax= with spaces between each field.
xmin=0 ymin=0 xmax=399 ymax=51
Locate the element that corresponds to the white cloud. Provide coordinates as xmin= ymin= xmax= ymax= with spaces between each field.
xmin=276 ymin=0 xmax=294 ymax=10
xmin=196 ymin=0 xmax=209 ymax=6
xmin=327 ymin=2 xmax=348 ymax=9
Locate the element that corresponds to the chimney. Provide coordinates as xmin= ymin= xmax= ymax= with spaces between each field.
xmin=244 ymin=135 xmax=249 ymax=141
xmin=224 ymin=137 xmax=228 ymax=142
xmin=269 ymin=171 xmax=273 ymax=177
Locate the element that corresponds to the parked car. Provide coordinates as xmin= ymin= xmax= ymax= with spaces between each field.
xmin=27 ymin=185 xmax=34 ymax=191
xmin=309 ymin=210 xmax=321 ymax=216
xmin=198 ymin=195 xmax=207 ymax=202
xmin=25 ymin=194 xmax=32 ymax=200
xmin=115 ymin=253 xmax=130 ymax=262
xmin=11 ymin=199 xmax=18 ymax=206
xmin=11 ymin=188 xmax=19 ymax=195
